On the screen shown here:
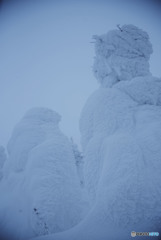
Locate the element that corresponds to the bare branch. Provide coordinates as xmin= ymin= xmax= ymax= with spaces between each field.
xmin=117 ymin=24 xmax=123 ymax=32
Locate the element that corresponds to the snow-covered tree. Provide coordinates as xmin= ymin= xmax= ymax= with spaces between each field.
xmin=0 ymin=107 xmax=88 ymax=240
xmin=32 ymin=25 xmax=161 ymax=240
xmin=93 ymin=24 xmax=152 ymax=88
xmin=70 ymin=138 xmax=84 ymax=187
xmin=79 ymin=24 xmax=161 ymax=237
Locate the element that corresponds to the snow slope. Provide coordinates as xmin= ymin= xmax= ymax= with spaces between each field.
xmin=31 ymin=25 xmax=161 ymax=240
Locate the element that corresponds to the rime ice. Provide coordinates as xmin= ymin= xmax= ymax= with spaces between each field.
xmin=0 ymin=108 xmax=87 ymax=239
xmin=93 ymin=24 xmax=153 ymax=87
xmin=79 ymin=25 xmax=161 ymax=238
xmin=1 ymin=25 xmax=161 ymax=240
xmin=33 ymin=25 xmax=161 ymax=240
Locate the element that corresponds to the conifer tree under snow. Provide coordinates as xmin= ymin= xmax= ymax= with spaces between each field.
xmin=0 ymin=108 xmax=88 ymax=239
xmin=32 ymin=24 xmax=161 ymax=240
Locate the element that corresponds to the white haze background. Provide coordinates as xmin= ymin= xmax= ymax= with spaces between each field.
xmin=0 ymin=0 xmax=161 ymax=148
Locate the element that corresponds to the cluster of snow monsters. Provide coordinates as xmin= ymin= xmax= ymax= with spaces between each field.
xmin=0 ymin=25 xmax=161 ymax=240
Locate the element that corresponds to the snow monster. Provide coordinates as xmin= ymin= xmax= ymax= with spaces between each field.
xmin=0 ymin=108 xmax=87 ymax=240
xmin=32 ymin=25 xmax=161 ymax=240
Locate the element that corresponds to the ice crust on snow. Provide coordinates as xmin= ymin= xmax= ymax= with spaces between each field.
xmin=0 ymin=107 xmax=88 ymax=239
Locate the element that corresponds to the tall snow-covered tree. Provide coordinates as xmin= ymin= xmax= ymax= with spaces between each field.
xmin=70 ymin=138 xmax=84 ymax=186
xmin=0 ymin=108 xmax=88 ymax=240
xmin=33 ymin=25 xmax=161 ymax=240
xmin=79 ymin=24 xmax=161 ymax=237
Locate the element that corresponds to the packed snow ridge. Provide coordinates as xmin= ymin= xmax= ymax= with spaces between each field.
xmin=0 ymin=25 xmax=161 ymax=240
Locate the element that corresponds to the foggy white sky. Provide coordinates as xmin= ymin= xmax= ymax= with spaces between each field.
xmin=0 ymin=0 xmax=161 ymax=149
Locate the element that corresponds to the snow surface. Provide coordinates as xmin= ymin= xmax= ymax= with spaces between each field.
xmin=30 ymin=25 xmax=161 ymax=240
xmin=0 ymin=108 xmax=88 ymax=240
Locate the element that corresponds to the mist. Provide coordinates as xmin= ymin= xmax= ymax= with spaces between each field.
xmin=0 ymin=0 xmax=161 ymax=148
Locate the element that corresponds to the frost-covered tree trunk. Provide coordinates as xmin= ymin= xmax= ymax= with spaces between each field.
xmin=70 ymin=138 xmax=84 ymax=187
